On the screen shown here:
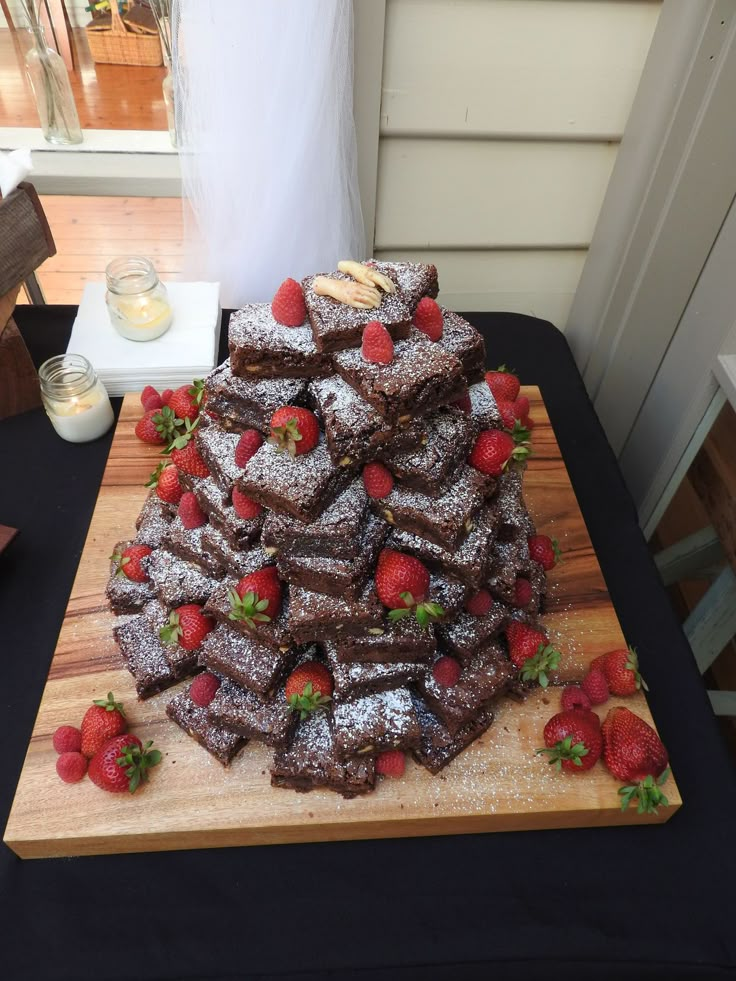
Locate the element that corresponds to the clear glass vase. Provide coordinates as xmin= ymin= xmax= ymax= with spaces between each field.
xmin=23 ymin=26 xmax=83 ymax=146
xmin=162 ymin=65 xmax=177 ymax=147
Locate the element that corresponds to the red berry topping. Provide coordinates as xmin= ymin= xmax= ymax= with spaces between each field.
xmin=376 ymin=749 xmax=406 ymax=777
xmin=375 ymin=549 xmax=444 ymax=628
xmin=52 ymin=725 xmax=82 ymax=754
xmin=505 ymin=621 xmax=561 ymax=688
xmin=146 ymin=461 xmax=183 ymax=505
xmin=561 ymin=685 xmax=592 ymax=713
xmin=362 ymin=461 xmax=394 ymax=499
xmin=167 ymin=380 xmax=204 ymax=422
xmin=56 ymin=751 xmax=88 ymax=784
xmin=178 ymin=491 xmax=207 ymax=529
xmin=140 ymin=385 xmax=162 ymax=411
xmin=110 ymin=544 xmax=152 ymax=583
xmin=452 ymin=393 xmax=472 ymax=414
xmin=284 ymin=661 xmax=333 ymax=718
xmin=80 ymin=692 xmax=127 ymax=759
xmin=485 ymin=365 xmax=520 ymax=402
xmin=170 ymin=437 xmax=211 ymax=478
xmin=432 ymin=655 xmax=462 ymax=688
xmin=514 ymin=395 xmax=530 ymax=420
xmin=190 ymin=672 xmax=221 ymax=708
xmin=271 ymin=277 xmax=307 ymax=327
xmin=465 ymin=588 xmax=493 ymax=617
xmin=234 ymin=428 xmax=263 ymax=467
xmin=496 ymin=399 xmax=523 ymax=432
xmin=513 ymin=577 xmax=533 ymax=609
xmin=134 ymin=407 xmax=182 ymax=445
xmin=269 ymin=406 xmax=320 ymax=457
xmin=161 ymin=388 xmax=174 ymax=406
xmin=228 ymin=566 xmax=283 ymax=627
xmin=581 ymin=667 xmax=610 ymax=706
xmin=528 ymin=534 xmax=561 ymax=571
xmin=412 ymin=297 xmax=443 ymax=341
xmin=232 ymin=487 xmax=263 ymax=519
xmin=361 ymin=320 xmax=394 ymax=364
xmin=159 ymin=604 xmax=214 ymax=651
xmin=469 ymin=429 xmax=529 ymax=476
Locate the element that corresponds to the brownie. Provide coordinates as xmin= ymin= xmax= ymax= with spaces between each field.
xmin=436 ymin=603 xmax=509 ymax=664
xmin=303 ymin=271 xmax=411 ymax=353
xmin=487 ymin=532 xmax=533 ymax=603
xmin=437 ymin=309 xmax=486 ymax=382
xmin=147 ymin=548 xmax=219 ymax=608
xmin=185 ymin=474 xmax=263 ymax=549
xmin=467 ymin=380 xmax=503 ymax=431
xmin=276 ymin=514 xmax=388 ymax=598
xmin=323 ymin=641 xmax=425 ymax=702
xmin=204 ymin=358 xmax=308 ymax=432
xmin=105 ymin=540 xmax=156 ymax=613
xmin=228 ymin=303 xmax=328 ymax=378
xmin=429 ymin=571 xmax=470 ymax=618
xmin=287 ymin=582 xmax=383 ymax=644
xmin=374 ymin=465 xmax=495 ymax=550
xmin=198 ymin=622 xmax=299 ymax=697
xmin=494 ymin=468 xmax=535 ymax=540
xmin=204 ymin=577 xmax=292 ymax=652
xmin=411 ymin=692 xmax=495 ymax=775
xmin=238 ymin=436 xmax=349 ymax=523
xmin=207 ymin=675 xmax=297 ymax=748
xmin=200 ymin=525 xmax=276 ymax=579
xmin=332 ymin=687 xmax=421 ymax=758
xmin=113 ymin=607 xmax=199 ymax=699
xmin=166 ymin=684 xmax=248 ymax=765
xmin=270 ymin=711 xmax=376 ymax=798
xmin=419 ymin=644 xmax=514 ymax=735
xmin=383 ymin=407 xmax=475 ymax=495
xmin=332 ymin=613 xmax=437 ymax=664
xmin=134 ymin=493 xmax=175 ymax=549
xmin=332 ymin=328 xmax=466 ymax=424
xmin=195 ymin=421 xmax=242 ymax=493
xmin=261 ymin=479 xmax=368 ymax=559
xmin=368 ymin=260 xmax=439 ymax=311
xmin=162 ymin=516 xmax=224 ymax=577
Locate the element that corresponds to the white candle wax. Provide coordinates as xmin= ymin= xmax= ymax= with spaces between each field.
xmin=108 ymin=295 xmax=173 ymax=342
xmin=46 ymin=382 xmax=114 ymax=443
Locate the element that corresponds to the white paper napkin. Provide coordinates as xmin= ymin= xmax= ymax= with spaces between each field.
xmin=67 ymin=281 xmax=221 ymax=396
xmin=0 ymin=149 xmax=33 ymax=197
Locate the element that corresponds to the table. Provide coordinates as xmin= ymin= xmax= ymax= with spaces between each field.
xmin=1 ymin=306 xmax=734 ymax=981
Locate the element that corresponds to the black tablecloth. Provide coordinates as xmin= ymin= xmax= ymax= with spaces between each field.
xmin=1 ymin=307 xmax=734 ymax=981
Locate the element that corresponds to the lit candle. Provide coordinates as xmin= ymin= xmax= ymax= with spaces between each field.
xmin=105 ymin=256 xmax=173 ymax=342
xmin=39 ymin=354 xmax=115 ymax=443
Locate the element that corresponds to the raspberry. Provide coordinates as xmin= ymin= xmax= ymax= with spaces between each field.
xmin=178 ymin=491 xmax=207 ymax=529
xmin=432 ymin=656 xmax=461 ymax=688
xmin=561 ymin=686 xmax=592 ymax=713
xmin=375 ymin=749 xmax=406 ymax=777
xmin=140 ymin=385 xmax=162 ymax=411
xmin=52 ymin=725 xmax=82 ymax=754
xmin=581 ymin=668 xmax=610 ymax=706
xmin=452 ymin=393 xmax=471 ymax=414
xmin=232 ymin=486 xmax=263 ymax=519
xmin=513 ymin=577 xmax=533 ymax=608
xmin=234 ymin=429 xmax=263 ymax=467
xmin=56 ymin=752 xmax=88 ymax=784
xmin=465 ymin=588 xmax=493 ymax=617
xmin=361 ymin=321 xmax=394 ymax=364
xmin=190 ymin=672 xmax=221 ymax=708
xmin=412 ymin=297 xmax=443 ymax=341
xmin=271 ymin=278 xmax=307 ymax=327
xmin=362 ymin=461 xmax=394 ymax=499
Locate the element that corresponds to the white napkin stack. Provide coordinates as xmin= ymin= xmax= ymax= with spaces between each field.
xmin=0 ymin=149 xmax=32 ymax=198
xmin=67 ymin=281 xmax=221 ymax=396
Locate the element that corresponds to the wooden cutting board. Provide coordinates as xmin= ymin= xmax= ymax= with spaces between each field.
xmin=3 ymin=389 xmax=681 ymax=858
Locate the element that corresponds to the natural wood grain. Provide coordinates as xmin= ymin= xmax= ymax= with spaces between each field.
xmin=3 ymin=389 xmax=681 ymax=858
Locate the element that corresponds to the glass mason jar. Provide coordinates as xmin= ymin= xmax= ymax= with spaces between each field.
xmin=23 ymin=26 xmax=83 ymax=146
xmin=39 ymin=354 xmax=114 ymax=443
xmin=105 ymin=256 xmax=173 ymax=342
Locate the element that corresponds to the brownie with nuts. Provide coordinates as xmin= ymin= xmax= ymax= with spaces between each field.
xmin=261 ymin=479 xmax=368 ymax=560
xmin=368 ymin=260 xmax=439 ymax=311
xmin=287 ymin=581 xmax=383 ymax=644
xmin=228 ymin=303 xmax=329 ymax=379
xmin=270 ymin=711 xmax=376 ymax=798
xmin=436 ymin=603 xmax=509 ymax=664
xmin=207 ymin=675 xmax=297 ymax=748
xmin=203 ymin=576 xmax=291 ymax=652
xmin=419 ymin=644 xmax=514 ymax=735
xmin=147 ymin=548 xmax=219 ymax=608
xmin=135 ymin=493 xmax=175 ymax=549
xmin=436 ymin=309 xmax=486 ymax=383
xmin=198 ymin=622 xmax=299 ymax=697
xmin=106 ymin=540 xmax=156 ymax=614
xmin=332 ymin=686 xmax=421 ymax=758
xmin=162 ymin=516 xmax=224 ymax=578
xmin=204 ymin=358 xmax=308 ymax=433
xmin=332 ymin=328 xmax=466 ymax=424
xmin=113 ymin=606 xmax=199 ymax=699
xmin=332 ymin=612 xmax=437 ymax=664
xmin=323 ymin=641 xmax=425 ymax=702
xmin=166 ymin=682 xmax=248 ymax=766
xmin=411 ymin=691 xmax=495 ymax=775
xmin=383 ymin=407 xmax=475 ymax=496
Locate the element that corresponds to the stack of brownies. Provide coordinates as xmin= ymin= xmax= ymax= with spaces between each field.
xmin=107 ymin=260 xmax=547 ymax=797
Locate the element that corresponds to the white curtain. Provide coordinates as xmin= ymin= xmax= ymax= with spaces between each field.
xmin=173 ymin=0 xmax=366 ymax=308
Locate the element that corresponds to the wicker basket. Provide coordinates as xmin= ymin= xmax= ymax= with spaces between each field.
xmin=86 ymin=2 xmax=163 ymax=67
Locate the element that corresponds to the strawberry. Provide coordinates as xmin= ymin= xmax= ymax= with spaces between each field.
xmin=412 ymin=297 xmax=443 ymax=341
xmin=374 ymin=549 xmax=444 ymax=628
xmin=140 ymin=385 xmax=162 ymax=411
xmin=505 ymin=621 xmax=560 ymax=688
xmin=537 ymin=709 xmax=602 ymax=773
xmin=528 ymin=534 xmax=561 ymax=570
xmin=56 ymin=752 xmax=88 ymax=784
xmin=53 ymin=725 xmax=82 ymax=754
xmin=452 ymin=393 xmax=471 ymax=414
xmin=362 ymin=461 xmax=394 ymax=499
xmin=159 ymin=604 xmax=214 ymax=650
xmin=178 ymin=491 xmax=206 ymax=529
xmin=234 ymin=428 xmax=263 ymax=467
xmin=581 ymin=667 xmax=610 ymax=706
xmin=376 ymin=749 xmax=406 ymax=777
xmin=269 ymin=406 xmax=320 ymax=457
xmin=432 ymin=656 xmax=461 ymax=687
xmin=88 ymin=734 xmax=161 ymax=794
xmin=135 ymin=406 xmax=182 ymax=445
xmin=228 ymin=566 xmax=282 ymax=627
xmin=167 ymin=380 xmax=204 ymax=423
xmin=497 ymin=400 xmax=521 ymax=431
xmin=161 ymin=388 xmax=174 ymax=406
xmin=602 ymin=707 xmax=670 ymax=813
xmin=513 ymin=577 xmax=533 ymax=609
xmin=561 ymin=686 xmax=591 ymax=713
xmin=469 ymin=429 xmax=529 ymax=476
xmin=465 ymin=588 xmax=493 ymax=617
xmin=80 ymin=692 xmax=127 ymax=758
xmin=272 ymin=277 xmax=307 ymax=327
xmin=146 ymin=462 xmax=183 ymax=505
xmin=110 ymin=543 xmax=152 ymax=583
xmin=190 ymin=672 xmax=220 ymax=708
xmin=361 ymin=321 xmax=394 ymax=364
xmin=485 ymin=365 xmax=520 ymax=402
xmin=231 ymin=486 xmax=263 ymax=519
xmin=168 ymin=423 xmax=211 ymax=478
xmin=514 ymin=395 xmax=530 ymax=421
xmin=591 ymin=646 xmax=647 ymax=696
xmin=284 ymin=661 xmax=333 ymax=719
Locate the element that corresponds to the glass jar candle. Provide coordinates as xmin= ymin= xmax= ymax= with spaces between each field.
xmin=39 ymin=354 xmax=114 ymax=443
xmin=105 ymin=256 xmax=173 ymax=342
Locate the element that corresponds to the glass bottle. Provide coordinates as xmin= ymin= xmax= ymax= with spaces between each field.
xmin=39 ymin=354 xmax=114 ymax=443
xmin=162 ymin=56 xmax=177 ymax=147
xmin=23 ymin=25 xmax=83 ymax=146
xmin=105 ymin=256 xmax=173 ymax=342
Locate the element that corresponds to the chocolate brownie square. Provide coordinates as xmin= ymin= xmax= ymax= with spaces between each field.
xmin=332 ymin=687 xmax=421 ymax=758
xmin=204 ymin=358 xmax=308 ymax=433
xmin=198 ymin=623 xmax=299 ymax=697
xmin=287 ymin=582 xmax=383 ymax=644
xmin=270 ymin=711 xmax=376 ymax=798
xmin=323 ymin=641 xmax=425 ymax=702
xmin=113 ymin=607 xmax=199 ymax=699
xmin=166 ymin=684 xmax=248 ymax=766
xmin=147 ymin=548 xmax=219 ymax=608
xmin=200 ymin=525 xmax=275 ymax=580
xmin=332 ymin=328 xmax=466 ymax=424
xmin=411 ymin=692 xmax=495 ymax=775
xmin=135 ymin=493 xmax=175 ymax=549
xmin=162 ymin=516 xmax=224 ymax=577
xmin=105 ymin=540 xmax=156 ymax=613
xmin=436 ymin=603 xmax=509 ymax=664
xmin=184 ymin=474 xmax=263 ymax=549
xmin=494 ymin=469 xmax=535 ymax=540
xmin=368 ymin=260 xmax=439 ymax=311
xmin=487 ymin=531 xmax=533 ymax=603
xmin=419 ymin=644 xmax=514 ymax=735
xmin=228 ymin=304 xmax=328 ymax=378
xmin=207 ymin=675 xmax=297 ymax=748
xmin=196 ymin=421 xmax=242 ymax=493
xmin=204 ymin=577 xmax=292 ymax=652
xmin=332 ymin=613 xmax=437 ymax=664
xmin=429 ymin=571 xmax=470 ymax=618
xmin=437 ymin=309 xmax=485 ymax=382
xmin=467 ymin=380 xmax=503 ymax=431
xmin=261 ymin=479 xmax=368 ymax=559
xmin=383 ymin=407 xmax=475 ymax=495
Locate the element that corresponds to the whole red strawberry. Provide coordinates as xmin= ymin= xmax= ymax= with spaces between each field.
xmin=561 ymin=686 xmax=591 ymax=713
xmin=146 ymin=461 xmax=183 ymax=505
xmin=469 ymin=429 xmax=529 ymax=476
xmin=272 ymin=277 xmax=307 ymax=327
xmin=234 ymin=429 xmax=263 ymax=467
xmin=513 ymin=577 xmax=533 ymax=609
xmin=80 ymin=691 xmax=127 ymax=759
xmin=161 ymin=388 xmax=174 ymax=406
xmin=135 ymin=406 xmax=181 ymax=445
xmin=375 ymin=549 xmax=444 ymax=628
xmin=602 ymin=707 xmax=670 ymax=813
xmin=228 ymin=566 xmax=282 ymax=627
xmin=110 ymin=543 xmax=151 ymax=582
xmin=284 ymin=661 xmax=333 ymax=719
xmin=485 ymin=365 xmax=520 ymax=402
xmin=591 ymin=646 xmax=647 ymax=696
xmin=581 ymin=667 xmax=610 ymax=706
xmin=190 ymin=672 xmax=221 ymax=708
xmin=169 ymin=433 xmax=211 ymax=478
xmin=412 ymin=297 xmax=443 ymax=342
xmin=362 ymin=461 xmax=394 ymax=498
xmin=159 ymin=604 xmax=214 ymax=650
xmin=465 ymin=588 xmax=493 ymax=617
xmin=88 ymin=734 xmax=161 ymax=794
xmin=514 ymin=395 xmax=530 ymax=421
xmin=376 ymin=749 xmax=406 ymax=777
xmin=505 ymin=620 xmax=560 ymax=688
xmin=232 ymin=486 xmax=263 ymax=519
xmin=140 ymin=385 xmax=162 ymax=412
xmin=496 ymin=399 xmax=521 ymax=432
xmin=361 ymin=321 xmax=394 ymax=364
xmin=178 ymin=491 xmax=207 ymax=529
xmin=528 ymin=534 xmax=561 ymax=570
xmin=269 ymin=406 xmax=320 ymax=457
xmin=167 ymin=380 xmax=204 ymax=423
xmin=537 ymin=709 xmax=602 ymax=773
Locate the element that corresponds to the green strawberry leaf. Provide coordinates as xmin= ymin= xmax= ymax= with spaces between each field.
xmin=159 ymin=612 xmax=182 ymax=646
xmin=536 ymin=734 xmax=590 ymax=772
xmin=228 ymin=588 xmax=272 ymax=627
xmin=520 ymin=643 xmax=561 ymax=688
xmin=618 ymin=770 xmax=670 ymax=815
xmin=189 ymin=378 xmax=205 ymax=406
xmin=145 ymin=461 xmax=166 ymax=489
xmin=93 ymin=691 xmax=125 ymax=716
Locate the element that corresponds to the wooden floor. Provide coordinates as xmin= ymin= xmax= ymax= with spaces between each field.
xmin=0 ymin=27 xmax=166 ymax=130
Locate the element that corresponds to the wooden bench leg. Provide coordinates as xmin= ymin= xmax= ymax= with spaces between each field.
xmin=708 ymin=690 xmax=736 ymax=717
xmin=684 ymin=565 xmax=736 ymax=674
xmin=654 ymin=525 xmax=724 ymax=586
